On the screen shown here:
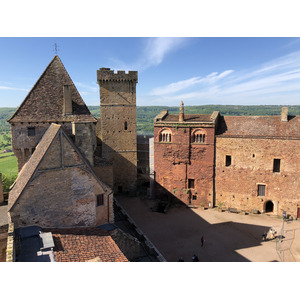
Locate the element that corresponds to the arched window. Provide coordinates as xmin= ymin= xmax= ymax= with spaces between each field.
xmin=192 ymin=130 xmax=206 ymax=144
xmin=159 ymin=129 xmax=172 ymax=142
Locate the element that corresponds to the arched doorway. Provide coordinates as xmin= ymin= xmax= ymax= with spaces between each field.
xmin=265 ymin=200 xmax=274 ymax=213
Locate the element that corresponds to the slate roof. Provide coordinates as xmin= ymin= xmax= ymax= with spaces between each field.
xmin=216 ymin=115 xmax=300 ymax=138
xmin=8 ymin=55 xmax=96 ymax=123
xmin=45 ymin=227 xmax=128 ymax=262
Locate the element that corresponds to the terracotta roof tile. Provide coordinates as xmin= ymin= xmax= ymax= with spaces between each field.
xmin=8 ymin=55 xmax=96 ymax=123
xmin=217 ymin=115 xmax=300 ymax=138
xmin=160 ymin=114 xmax=213 ymax=123
xmin=45 ymin=227 xmax=128 ymax=262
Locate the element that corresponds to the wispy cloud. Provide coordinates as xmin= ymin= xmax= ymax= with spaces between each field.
xmin=109 ymin=37 xmax=191 ymax=72
xmin=142 ymin=37 xmax=189 ymax=69
xmin=0 ymin=85 xmax=28 ymax=91
xmin=151 ymin=70 xmax=234 ymax=96
xmin=74 ymin=81 xmax=98 ymax=96
xmin=147 ymin=50 xmax=300 ymax=105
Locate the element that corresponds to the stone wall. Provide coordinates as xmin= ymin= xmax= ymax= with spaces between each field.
xmin=0 ymin=173 xmax=3 ymax=204
xmin=110 ymin=227 xmax=142 ymax=261
xmin=72 ymin=122 xmax=97 ymax=166
xmin=215 ymin=137 xmax=300 ymax=218
xmin=137 ymin=135 xmax=152 ymax=189
xmin=10 ymin=122 xmax=72 ymax=171
xmin=0 ymin=224 xmax=8 ymax=262
xmin=9 ymin=126 xmax=113 ymax=228
xmin=154 ymin=126 xmax=215 ymax=207
xmin=97 ymin=68 xmax=138 ymax=194
xmin=9 ymin=167 xmax=112 ymax=228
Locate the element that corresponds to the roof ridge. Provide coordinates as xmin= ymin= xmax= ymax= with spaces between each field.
xmin=7 ymin=55 xmax=96 ymax=123
xmin=8 ymin=56 xmax=60 ymax=122
xmin=8 ymin=123 xmax=61 ymax=211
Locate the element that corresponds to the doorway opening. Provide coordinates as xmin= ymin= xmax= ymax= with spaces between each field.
xmin=118 ymin=186 xmax=123 ymax=194
xmin=265 ymin=200 xmax=274 ymax=213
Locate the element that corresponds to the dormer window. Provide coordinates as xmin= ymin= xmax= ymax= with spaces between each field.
xmin=159 ymin=129 xmax=172 ymax=142
xmin=192 ymin=129 xmax=206 ymax=143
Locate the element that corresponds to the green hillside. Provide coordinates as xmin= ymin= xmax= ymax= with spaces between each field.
xmin=1 ymin=104 xmax=300 ymax=183
xmin=2 ymin=105 xmax=300 ymax=135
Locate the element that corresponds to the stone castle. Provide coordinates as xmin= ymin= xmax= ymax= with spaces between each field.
xmin=6 ymin=54 xmax=300 ymax=231
xmin=7 ymin=55 xmax=140 ymax=228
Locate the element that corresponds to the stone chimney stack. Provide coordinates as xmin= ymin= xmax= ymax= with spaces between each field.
xmin=179 ymin=101 xmax=184 ymax=122
xmin=63 ymin=85 xmax=72 ymax=115
xmin=281 ymin=107 xmax=288 ymax=122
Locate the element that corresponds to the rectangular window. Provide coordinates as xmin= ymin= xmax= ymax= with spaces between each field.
xmin=28 ymin=127 xmax=36 ymax=137
xmin=188 ymin=179 xmax=195 ymax=189
xmin=273 ymin=159 xmax=281 ymax=173
xmin=192 ymin=195 xmax=197 ymax=200
xmin=225 ymin=155 xmax=231 ymax=167
xmin=257 ymin=184 xmax=266 ymax=197
xmin=96 ymin=194 xmax=104 ymax=206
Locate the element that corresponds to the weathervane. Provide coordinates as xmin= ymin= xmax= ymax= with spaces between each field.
xmin=53 ymin=42 xmax=59 ymax=55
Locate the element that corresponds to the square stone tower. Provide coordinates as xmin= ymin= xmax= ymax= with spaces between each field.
xmin=97 ymin=68 xmax=138 ymax=194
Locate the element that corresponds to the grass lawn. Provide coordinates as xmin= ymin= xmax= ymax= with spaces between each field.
xmin=0 ymin=152 xmax=18 ymax=177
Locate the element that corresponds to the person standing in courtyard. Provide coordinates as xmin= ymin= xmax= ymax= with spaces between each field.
xmin=201 ymin=236 xmax=204 ymax=247
xmin=192 ymin=254 xmax=199 ymax=262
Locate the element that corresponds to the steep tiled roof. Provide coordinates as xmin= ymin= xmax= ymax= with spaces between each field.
xmin=217 ymin=115 xmax=300 ymax=138
xmin=46 ymin=227 xmax=128 ymax=262
xmin=8 ymin=55 xmax=96 ymax=123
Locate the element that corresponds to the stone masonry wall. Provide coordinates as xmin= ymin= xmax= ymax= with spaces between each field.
xmin=215 ymin=137 xmax=300 ymax=218
xmin=11 ymin=122 xmax=72 ymax=171
xmin=97 ymin=69 xmax=138 ymax=194
xmin=10 ymin=167 xmax=110 ymax=228
xmin=72 ymin=122 xmax=97 ymax=166
xmin=154 ymin=126 xmax=215 ymax=207
xmin=0 ymin=173 xmax=4 ymax=204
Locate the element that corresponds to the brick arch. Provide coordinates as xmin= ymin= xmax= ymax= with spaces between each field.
xmin=191 ymin=128 xmax=207 ymax=143
xmin=158 ymin=128 xmax=173 ymax=143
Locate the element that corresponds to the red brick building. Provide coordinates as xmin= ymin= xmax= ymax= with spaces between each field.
xmin=153 ymin=104 xmax=300 ymax=219
xmin=215 ymin=109 xmax=300 ymax=219
xmin=153 ymin=102 xmax=219 ymax=207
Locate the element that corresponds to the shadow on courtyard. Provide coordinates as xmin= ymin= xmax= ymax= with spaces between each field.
xmin=116 ymin=195 xmax=279 ymax=262
xmin=95 ymin=138 xmax=279 ymax=262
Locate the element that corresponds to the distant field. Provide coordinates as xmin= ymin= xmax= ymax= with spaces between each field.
xmin=0 ymin=152 xmax=17 ymax=177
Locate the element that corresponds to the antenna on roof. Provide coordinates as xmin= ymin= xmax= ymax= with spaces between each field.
xmin=53 ymin=42 xmax=59 ymax=55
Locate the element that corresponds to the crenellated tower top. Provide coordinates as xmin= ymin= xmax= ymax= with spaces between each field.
xmin=97 ymin=68 xmax=138 ymax=83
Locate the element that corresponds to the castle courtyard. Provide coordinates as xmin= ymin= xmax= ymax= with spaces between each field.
xmin=117 ymin=196 xmax=300 ymax=262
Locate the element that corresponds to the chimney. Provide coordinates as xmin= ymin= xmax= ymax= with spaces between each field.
xmin=63 ymin=85 xmax=72 ymax=115
xmin=179 ymin=101 xmax=184 ymax=122
xmin=281 ymin=107 xmax=288 ymax=122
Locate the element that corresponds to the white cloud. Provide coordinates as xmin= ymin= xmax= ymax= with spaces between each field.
xmin=0 ymin=85 xmax=28 ymax=91
xmin=109 ymin=37 xmax=191 ymax=72
xmin=142 ymin=37 xmax=188 ymax=68
xmin=149 ymin=50 xmax=300 ymax=106
xmin=151 ymin=70 xmax=234 ymax=96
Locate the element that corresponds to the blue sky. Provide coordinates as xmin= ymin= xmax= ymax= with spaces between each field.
xmin=2 ymin=37 xmax=300 ymax=108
